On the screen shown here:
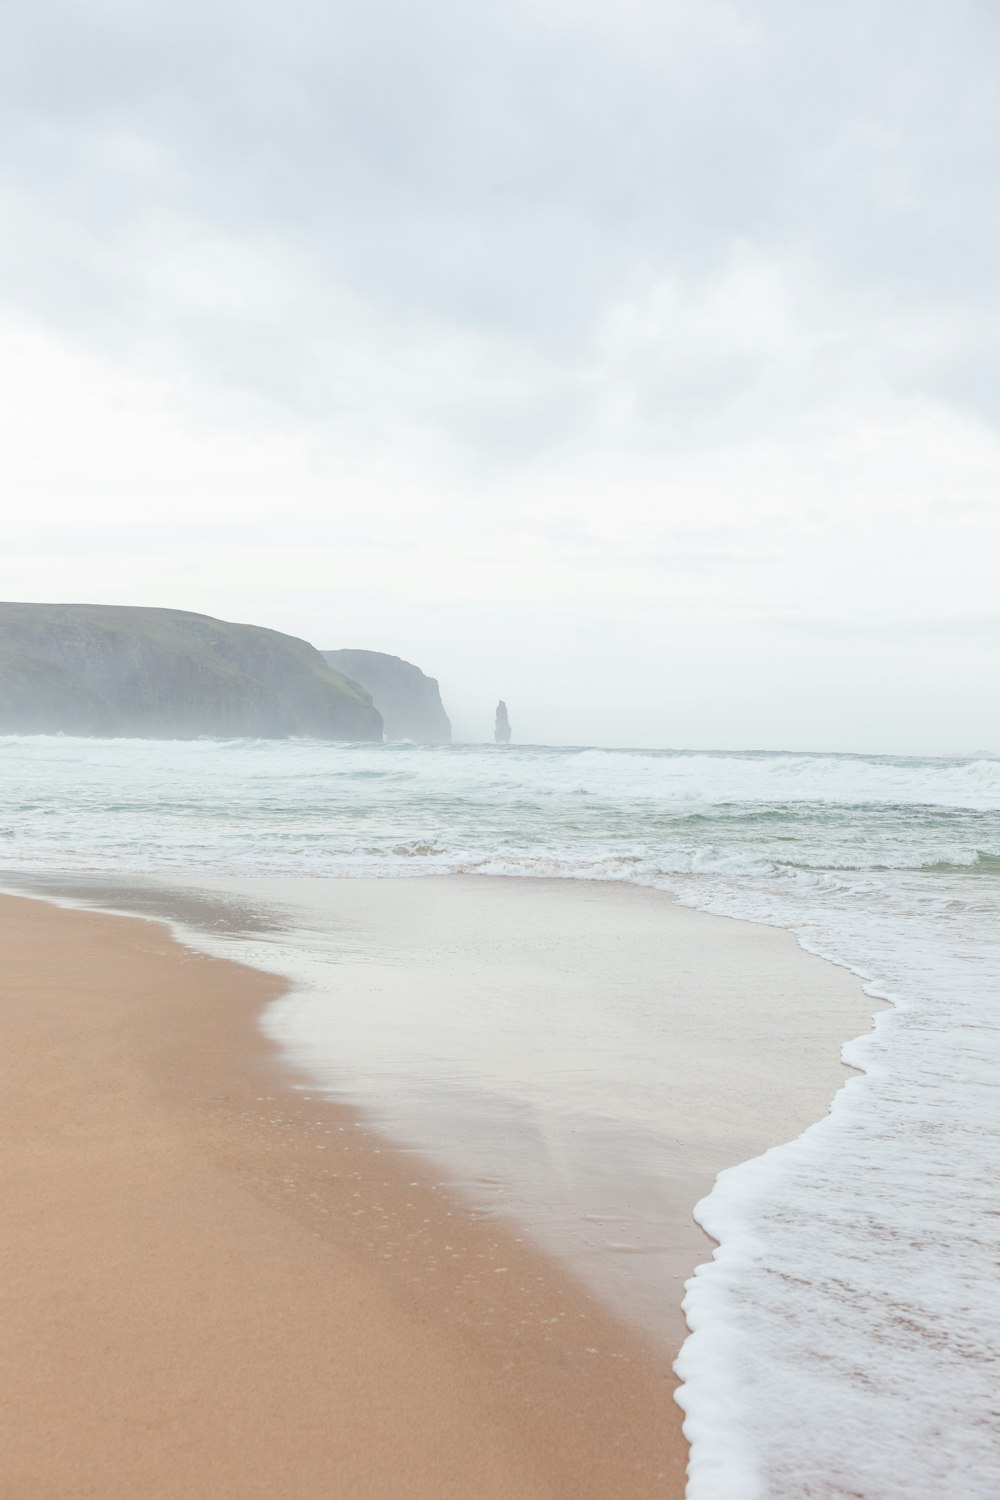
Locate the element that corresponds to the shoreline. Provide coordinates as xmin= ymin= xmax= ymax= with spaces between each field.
xmin=0 ymin=875 xmax=878 ymax=1498
xmin=0 ymin=891 xmax=686 ymax=1498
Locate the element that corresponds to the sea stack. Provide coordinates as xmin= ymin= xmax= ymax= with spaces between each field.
xmin=494 ymin=700 xmax=511 ymax=744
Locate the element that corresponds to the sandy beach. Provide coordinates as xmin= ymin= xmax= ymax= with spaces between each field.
xmin=0 ymin=891 xmax=686 ymax=1498
xmin=0 ymin=880 xmax=875 ymax=1498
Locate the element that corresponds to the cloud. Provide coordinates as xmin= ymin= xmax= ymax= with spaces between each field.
xmin=1 ymin=0 xmax=999 ymax=748
xmin=5 ymin=0 xmax=999 ymax=362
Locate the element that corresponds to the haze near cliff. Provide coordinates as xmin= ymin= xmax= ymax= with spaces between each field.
xmin=2 ymin=1 xmax=998 ymax=751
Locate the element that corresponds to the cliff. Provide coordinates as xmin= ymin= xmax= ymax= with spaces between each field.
xmin=322 ymin=650 xmax=451 ymax=744
xmin=0 ymin=603 xmax=383 ymax=741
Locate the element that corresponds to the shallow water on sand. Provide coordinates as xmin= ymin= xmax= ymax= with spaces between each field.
xmin=15 ymin=871 xmax=873 ymax=1356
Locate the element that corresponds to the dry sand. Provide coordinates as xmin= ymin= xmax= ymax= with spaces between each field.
xmin=0 ymin=893 xmax=684 ymax=1499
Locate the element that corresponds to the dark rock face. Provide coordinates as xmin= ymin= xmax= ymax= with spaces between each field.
xmin=0 ymin=603 xmax=383 ymax=741
xmin=494 ymin=700 xmax=511 ymax=744
xmin=323 ymin=650 xmax=451 ymax=744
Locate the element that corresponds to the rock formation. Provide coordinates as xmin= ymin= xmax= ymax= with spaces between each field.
xmin=494 ymin=700 xmax=511 ymax=744
xmin=322 ymin=650 xmax=451 ymax=744
xmin=0 ymin=603 xmax=383 ymax=740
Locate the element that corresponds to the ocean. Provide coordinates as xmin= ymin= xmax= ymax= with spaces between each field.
xmin=3 ymin=734 xmax=998 ymax=1500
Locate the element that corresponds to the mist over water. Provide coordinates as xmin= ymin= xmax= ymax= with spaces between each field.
xmin=3 ymin=734 xmax=999 ymax=1499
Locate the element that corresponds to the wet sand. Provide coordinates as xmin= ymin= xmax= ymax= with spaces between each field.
xmin=0 ymin=892 xmax=684 ymax=1499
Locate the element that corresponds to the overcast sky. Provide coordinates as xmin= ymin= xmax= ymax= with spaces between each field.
xmin=2 ymin=0 xmax=998 ymax=750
